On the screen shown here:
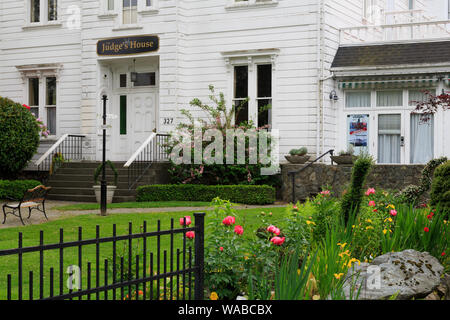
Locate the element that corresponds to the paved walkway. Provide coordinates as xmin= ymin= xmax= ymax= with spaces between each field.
xmin=0 ymin=200 xmax=286 ymax=229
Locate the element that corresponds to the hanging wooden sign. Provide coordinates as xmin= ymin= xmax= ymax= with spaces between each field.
xmin=97 ymin=35 xmax=159 ymax=56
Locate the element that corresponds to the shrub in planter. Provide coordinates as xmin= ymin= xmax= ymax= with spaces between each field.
xmin=136 ymin=184 xmax=276 ymax=205
xmin=285 ymin=147 xmax=310 ymax=164
xmin=93 ymin=160 xmax=118 ymax=204
xmin=0 ymin=179 xmax=41 ymax=200
xmin=0 ymin=97 xmax=41 ymax=178
xmin=430 ymin=160 xmax=450 ymax=218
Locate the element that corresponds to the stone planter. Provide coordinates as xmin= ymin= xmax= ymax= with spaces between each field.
xmin=331 ymin=155 xmax=357 ymax=165
xmin=93 ymin=185 xmax=117 ymax=204
xmin=285 ymin=155 xmax=310 ymax=164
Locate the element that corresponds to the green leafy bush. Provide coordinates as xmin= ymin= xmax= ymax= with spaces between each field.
xmin=166 ymin=86 xmax=280 ymax=187
xmin=341 ymin=153 xmax=374 ymax=223
xmin=0 ymin=96 xmax=40 ymax=178
xmin=136 ymin=184 xmax=276 ymax=205
xmin=0 ymin=180 xmax=41 ymax=200
xmin=398 ymin=157 xmax=448 ymax=206
xmin=430 ymin=160 xmax=450 ymax=217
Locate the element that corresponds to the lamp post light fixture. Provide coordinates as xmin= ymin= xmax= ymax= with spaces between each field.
xmin=100 ymin=95 xmax=108 ymax=216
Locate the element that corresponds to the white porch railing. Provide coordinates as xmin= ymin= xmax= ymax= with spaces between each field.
xmin=35 ymin=134 xmax=85 ymax=172
xmin=124 ymin=133 xmax=170 ymax=189
xmin=340 ymin=20 xmax=450 ymax=45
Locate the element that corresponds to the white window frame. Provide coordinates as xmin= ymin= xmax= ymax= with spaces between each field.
xmin=225 ymin=55 xmax=276 ymax=128
xmin=17 ymin=65 xmax=61 ymax=139
xmin=24 ymin=0 xmax=61 ymax=28
xmin=139 ymin=0 xmax=159 ymax=15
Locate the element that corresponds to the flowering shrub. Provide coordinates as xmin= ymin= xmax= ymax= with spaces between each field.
xmin=0 ymin=97 xmax=40 ymax=178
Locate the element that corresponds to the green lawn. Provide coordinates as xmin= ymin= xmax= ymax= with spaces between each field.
xmin=0 ymin=206 xmax=287 ymax=300
xmin=53 ymin=201 xmax=214 ymax=211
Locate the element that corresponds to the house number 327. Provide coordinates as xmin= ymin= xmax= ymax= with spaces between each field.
xmin=163 ymin=118 xmax=174 ymax=125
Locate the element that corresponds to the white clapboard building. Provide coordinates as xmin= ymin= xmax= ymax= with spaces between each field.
xmin=1 ymin=0 xmax=450 ymax=168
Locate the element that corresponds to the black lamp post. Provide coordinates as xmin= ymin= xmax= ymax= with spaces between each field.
xmin=100 ymin=95 xmax=108 ymax=216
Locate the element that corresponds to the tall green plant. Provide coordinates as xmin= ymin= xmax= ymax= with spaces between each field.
xmin=341 ymin=153 xmax=374 ymax=224
xmin=430 ymin=160 xmax=450 ymax=218
xmin=274 ymin=248 xmax=316 ymax=300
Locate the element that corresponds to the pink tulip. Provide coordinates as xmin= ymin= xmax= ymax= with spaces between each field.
xmin=186 ymin=231 xmax=195 ymax=239
xmin=219 ymin=247 xmax=224 ymax=252
xmin=270 ymin=237 xmax=285 ymax=246
xmin=234 ymin=225 xmax=244 ymax=235
xmin=390 ymin=209 xmax=397 ymax=217
xmin=368 ymin=201 xmax=376 ymax=207
xmin=365 ymin=188 xmax=376 ymax=196
xmin=320 ymin=190 xmax=331 ymax=196
xmin=180 ymin=216 xmax=192 ymax=226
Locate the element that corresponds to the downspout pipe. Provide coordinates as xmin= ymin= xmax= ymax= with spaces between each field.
xmin=316 ymin=0 xmax=324 ymax=159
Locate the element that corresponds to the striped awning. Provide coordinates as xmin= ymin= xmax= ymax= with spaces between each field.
xmin=338 ymin=75 xmax=440 ymax=90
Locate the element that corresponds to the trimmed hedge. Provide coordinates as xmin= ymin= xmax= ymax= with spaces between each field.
xmin=0 ymin=180 xmax=42 ymax=200
xmin=136 ymin=184 xmax=276 ymax=205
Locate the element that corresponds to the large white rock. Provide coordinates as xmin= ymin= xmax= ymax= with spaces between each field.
xmin=343 ymin=249 xmax=444 ymax=300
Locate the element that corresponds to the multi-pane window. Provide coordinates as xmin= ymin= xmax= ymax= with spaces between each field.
xmin=233 ymin=66 xmax=249 ymax=126
xmin=29 ymin=0 xmax=58 ymax=23
xmin=46 ymin=77 xmax=57 ymax=135
xmin=345 ymin=91 xmax=371 ymax=108
xmin=257 ymin=64 xmax=272 ymax=128
xmin=123 ymin=0 xmax=138 ymax=24
xmin=408 ymin=89 xmax=435 ymax=106
xmin=28 ymin=78 xmax=40 ymax=118
xmin=376 ymin=90 xmax=403 ymax=107
xmin=410 ymin=114 xmax=433 ymax=164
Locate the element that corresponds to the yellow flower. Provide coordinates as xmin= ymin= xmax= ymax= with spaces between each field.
xmin=384 ymin=217 xmax=393 ymax=223
xmin=244 ymin=256 xmax=249 ymax=260
xmin=338 ymin=250 xmax=350 ymax=258
xmin=210 ymin=292 xmax=219 ymax=300
xmin=383 ymin=229 xmax=387 ymax=235
xmin=297 ymin=269 xmax=301 ymax=275
xmin=366 ymin=219 xmax=372 ymax=223
xmin=386 ymin=204 xmax=395 ymax=209
xmin=306 ymin=220 xmax=316 ymax=226
xmin=352 ymin=225 xmax=356 ymax=229
xmin=337 ymin=242 xmax=347 ymax=249
xmin=347 ymin=258 xmax=361 ymax=268
xmin=312 ymin=295 xmax=321 ymax=300
xmin=366 ymin=226 xmax=374 ymax=230
xmin=334 ymin=273 xmax=344 ymax=280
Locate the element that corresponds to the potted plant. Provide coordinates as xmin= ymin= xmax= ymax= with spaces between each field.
xmin=285 ymin=147 xmax=310 ymax=164
xmin=331 ymin=146 xmax=358 ymax=165
xmin=93 ymin=160 xmax=118 ymax=204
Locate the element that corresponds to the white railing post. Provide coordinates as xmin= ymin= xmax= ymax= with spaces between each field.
xmin=124 ymin=132 xmax=157 ymax=168
xmin=35 ymin=134 xmax=69 ymax=167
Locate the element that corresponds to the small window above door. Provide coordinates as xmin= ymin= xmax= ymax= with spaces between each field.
xmin=133 ymin=72 xmax=156 ymax=87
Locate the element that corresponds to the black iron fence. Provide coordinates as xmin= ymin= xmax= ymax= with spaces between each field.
xmin=127 ymin=133 xmax=170 ymax=189
xmin=0 ymin=213 xmax=205 ymax=300
xmin=37 ymin=134 xmax=85 ymax=173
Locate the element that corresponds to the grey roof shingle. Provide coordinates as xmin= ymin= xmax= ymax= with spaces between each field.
xmin=331 ymin=41 xmax=450 ymax=68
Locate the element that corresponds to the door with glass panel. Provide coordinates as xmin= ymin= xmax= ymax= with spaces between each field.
xmin=410 ymin=114 xmax=433 ymax=164
xmin=378 ymin=114 xmax=401 ymax=164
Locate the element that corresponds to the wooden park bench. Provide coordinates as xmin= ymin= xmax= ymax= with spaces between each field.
xmin=2 ymin=185 xmax=52 ymax=226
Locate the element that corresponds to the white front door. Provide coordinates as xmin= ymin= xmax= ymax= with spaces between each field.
xmin=112 ymin=92 xmax=156 ymax=161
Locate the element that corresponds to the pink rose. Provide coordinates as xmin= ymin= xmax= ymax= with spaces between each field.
xmin=234 ymin=225 xmax=244 ymax=235
xmin=267 ymin=225 xmax=281 ymax=236
xmin=390 ymin=209 xmax=397 ymax=217
xmin=365 ymin=188 xmax=376 ymax=196
xmin=222 ymin=216 xmax=235 ymax=226
xmin=219 ymin=247 xmax=224 ymax=252
xmin=186 ymin=231 xmax=195 ymax=239
xmin=270 ymin=237 xmax=285 ymax=246
xmin=368 ymin=201 xmax=376 ymax=207
xmin=180 ymin=216 xmax=192 ymax=226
